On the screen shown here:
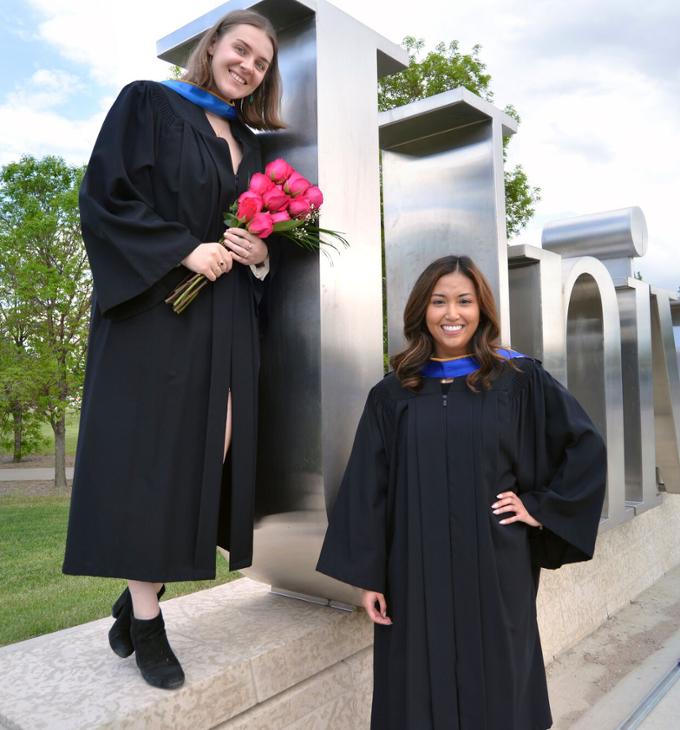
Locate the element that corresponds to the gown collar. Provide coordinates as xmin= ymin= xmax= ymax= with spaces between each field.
xmin=160 ymin=80 xmax=238 ymax=121
xmin=421 ymin=348 xmax=524 ymax=379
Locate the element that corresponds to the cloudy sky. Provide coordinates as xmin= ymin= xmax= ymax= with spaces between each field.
xmin=1 ymin=0 xmax=678 ymax=290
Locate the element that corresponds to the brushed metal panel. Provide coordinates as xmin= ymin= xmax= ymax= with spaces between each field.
xmin=651 ymin=287 xmax=680 ymax=494
xmin=382 ymin=108 xmax=512 ymax=353
xmin=543 ymin=207 xmax=648 ymax=287
xmin=508 ymin=244 xmax=566 ymax=384
xmin=616 ymin=279 xmax=659 ymax=513
xmin=562 ymin=257 xmax=628 ymax=529
xmin=542 ymin=207 xmax=648 ymax=260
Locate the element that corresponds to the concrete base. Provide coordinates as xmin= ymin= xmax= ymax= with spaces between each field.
xmin=537 ymin=493 xmax=680 ymax=660
xmin=1 ymin=493 xmax=678 ymax=729
xmin=0 ymin=579 xmax=372 ymax=730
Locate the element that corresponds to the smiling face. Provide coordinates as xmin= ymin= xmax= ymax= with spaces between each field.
xmin=425 ymin=270 xmax=481 ymax=358
xmin=209 ymin=24 xmax=274 ymax=101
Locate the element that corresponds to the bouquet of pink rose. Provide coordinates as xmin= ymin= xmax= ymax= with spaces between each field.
xmin=165 ymin=158 xmax=348 ymax=313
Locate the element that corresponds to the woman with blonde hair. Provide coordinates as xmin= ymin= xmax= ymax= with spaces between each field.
xmin=63 ymin=9 xmax=284 ymax=689
xmin=318 ymin=255 xmax=607 ymax=729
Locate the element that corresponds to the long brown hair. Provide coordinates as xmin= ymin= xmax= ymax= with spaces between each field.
xmin=391 ymin=255 xmax=511 ymax=392
xmin=182 ymin=10 xmax=285 ymax=131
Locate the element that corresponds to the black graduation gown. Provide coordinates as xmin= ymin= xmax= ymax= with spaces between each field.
xmin=63 ymin=80 xmax=267 ymax=581
xmin=317 ymin=358 xmax=607 ymax=730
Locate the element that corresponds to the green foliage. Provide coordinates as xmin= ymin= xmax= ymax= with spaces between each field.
xmin=0 ymin=332 xmax=45 ymax=459
xmin=378 ymin=38 xmax=541 ymax=238
xmin=0 ymin=494 xmax=239 ymax=646
xmin=378 ymin=37 xmax=492 ymax=110
xmin=169 ymin=64 xmax=183 ymax=80
xmin=0 ymin=408 xmax=47 ymax=459
xmin=0 ymin=156 xmax=91 ymax=473
xmin=505 ymin=164 xmax=540 ymax=239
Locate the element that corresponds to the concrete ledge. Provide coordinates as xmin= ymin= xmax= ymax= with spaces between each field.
xmin=217 ymin=647 xmax=372 ymax=729
xmin=0 ymin=578 xmax=372 ymax=730
xmin=2 ymin=495 xmax=679 ymax=729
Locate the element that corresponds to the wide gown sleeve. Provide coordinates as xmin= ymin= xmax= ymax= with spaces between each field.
xmin=80 ymin=81 xmax=201 ymax=315
xmin=517 ymin=362 xmax=607 ymax=569
xmin=316 ymin=387 xmax=389 ymax=593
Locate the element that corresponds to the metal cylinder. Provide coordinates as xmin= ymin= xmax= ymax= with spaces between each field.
xmin=542 ymin=206 xmax=647 ymax=260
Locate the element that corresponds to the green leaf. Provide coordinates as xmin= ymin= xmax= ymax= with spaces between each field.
xmin=272 ymin=219 xmax=305 ymax=232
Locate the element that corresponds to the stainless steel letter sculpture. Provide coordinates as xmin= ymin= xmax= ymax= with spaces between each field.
xmin=160 ymin=3 xmax=680 ymax=602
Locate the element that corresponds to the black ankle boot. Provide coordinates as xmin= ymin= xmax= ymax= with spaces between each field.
xmin=108 ymin=585 xmax=166 ymax=658
xmin=130 ymin=609 xmax=185 ymax=690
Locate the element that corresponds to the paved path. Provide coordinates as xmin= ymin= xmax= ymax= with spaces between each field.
xmin=549 ymin=562 xmax=680 ymax=729
xmin=0 ymin=467 xmax=74 ymax=481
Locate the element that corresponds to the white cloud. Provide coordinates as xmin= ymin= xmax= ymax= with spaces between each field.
xmin=6 ymin=68 xmax=83 ymax=110
xmin=0 ymin=65 xmax=100 ymax=165
xmin=337 ymin=0 xmax=679 ymax=289
xmin=0 ymin=102 xmax=104 ymax=166
xmin=0 ymin=0 xmax=219 ymax=166
xmin=2 ymin=0 xmax=677 ymax=290
xmin=26 ymin=0 xmax=221 ymax=88
xmin=495 ymin=30 xmax=680 ymax=289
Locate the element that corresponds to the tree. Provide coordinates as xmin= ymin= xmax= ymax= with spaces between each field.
xmin=0 ymin=156 xmax=91 ymax=486
xmin=0 ymin=309 xmax=47 ymax=462
xmin=378 ymin=36 xmax=540 ymax=238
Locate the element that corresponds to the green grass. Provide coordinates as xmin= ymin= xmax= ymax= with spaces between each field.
xmin=0 ymin=494 xmax=240 ymax=647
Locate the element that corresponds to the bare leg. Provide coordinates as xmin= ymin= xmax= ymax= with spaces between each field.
xmin=128 ymin=580 xmax=164 ymax=619
xmin=224 ymin=389 xmax=233 ymax=462
xmin=126 ymin=579 xmax=184 ymax=688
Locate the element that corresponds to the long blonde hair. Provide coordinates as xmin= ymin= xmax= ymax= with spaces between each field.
xmin=182 ymin=10 xmax=285 ymax=131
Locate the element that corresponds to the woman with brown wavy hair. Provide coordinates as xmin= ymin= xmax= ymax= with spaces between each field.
xmin=317 ymin=255 xmax=607 ymax=729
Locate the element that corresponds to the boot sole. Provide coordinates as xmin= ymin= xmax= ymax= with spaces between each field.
xmin=140 ymin=670 xmax=185 ymax=690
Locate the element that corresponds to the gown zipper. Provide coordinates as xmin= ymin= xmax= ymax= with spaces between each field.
xmin=440 ymin=376 xmax=461 ymax=720
xmin=441 ymin=378 xmax=453 ymax=407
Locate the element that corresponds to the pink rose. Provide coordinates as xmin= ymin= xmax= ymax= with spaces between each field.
xmin=304 ymin=185 xmax=323 ymax=209
xmin=247 ymin=211 xmax=274 ymax=239
xmin=288 ymin=196 xmax=312 ymax=219
xmin=271 ymin=210 xmax=291 ymax=224
xmin=262 ymin=185 xmax=290 ymax=212
xmin=236 ymin=191 xmax=263 ymax=222
xmin=284 ymin=172 xmax=312 ymax=197
xmin=249 ymin=172 xmax=274 ymax=195
xmin=265 ymin=158 xmax=293 ymax=184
